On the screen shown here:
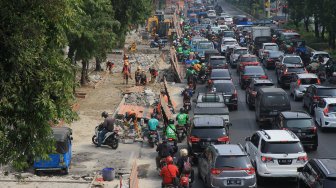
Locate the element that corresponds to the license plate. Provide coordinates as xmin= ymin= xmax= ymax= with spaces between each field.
xmin=278 ymin=159 xmax=292 ymax=165
xmin=227 ymin=179 xmax=242 ymax=185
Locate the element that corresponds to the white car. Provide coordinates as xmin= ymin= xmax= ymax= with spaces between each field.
xmin=290 ymin=73 xmax=320 ymax=101
xmin=220 ymin=37 xmax=238 ymax=54
xmin=245 ymin=130 xmax=307 ymax=181
xmin=207 ymin=10 xmax=216 ymax=18
xmin=310 ymin=51 xmax=330 ymax=65
xmin=224 ymin=16 xmax=233 ymax=25
xmin=315 ymin=98 xmax=336 ymax=130
xmin=259 ymin=43 xmax=279 ymax=60
xmin=229 ymin=46 xmax=249 ymax=66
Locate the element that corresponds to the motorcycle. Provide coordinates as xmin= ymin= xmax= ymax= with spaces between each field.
xmin=167 ymin=138 xmax=178 ymax=154
xmin=198 ymin=73 xmax=207 ymax=84
xmin=148 ymin=131 xmax=159 ymax=148
xmin=177 ymin=126 xmax=187 ymax=143
xmin=150 ymin=40 xmax=165 ymax=48
xmin=180 ymin=173 xmax=192 ymax=188
xmin=92 ymin=125 xmax=119 ymax=149
xmin=183 ymin=99 xmax=191 ymax=112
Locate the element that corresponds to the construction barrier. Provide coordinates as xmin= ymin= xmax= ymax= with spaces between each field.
xmin=129 ymin=160 xmax=139 ymax=188
xmin=170 ymin=48 xmax=185 ymax=83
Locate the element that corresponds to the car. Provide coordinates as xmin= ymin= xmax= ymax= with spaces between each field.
xmin=314 ymin=98 xmax=336 ymax=131
xmin=198 ymin=144 xmax=256 ymax=188
xmin=245 ymin=130 xmax=308 ymax=183
xmin=258 ymin=43 xmax=279 ymax=60
xmin=278 ymin=32 xmax=300 ymax=46
xmin=233 ymin=15 xmax=248 ymax=25
xmin=255 ymin=88 xmax=291 ymax=124
xmin=273 ymin=111 xmax=318 ymax=151
xmin=276 ymin=54 xmax=303 ymax=71
xmin=196 ymin=41 xmax=215 ymax=61
xmin=187 ymin=117 xmax=230 ymax=157
xmin=207 ymin=56 xmax=228 ymax=69
xmin=290 ymin=73 xmax=320 ymax=101
xmin=277 ymin=64 xmax=307 ymax=88
xmin=216 ymin=16 xmax=226 ymax=25
xmin=210 ymin=80 xmax=238 ymax=110
xmin=220 ymin=37 xmax=238 ymax=55
xmin=222 ymin=31 xmax=235 ymax=38
xmin=310 ymin=51 xmax=330 ymax=65
xmin=217 ymin=24 xmax=229 ymax=31
xmin=303 ymin=85 xmax=336 ymax=114
xmin=262 ymin=50 xmax=284 ymax=69
xmin=210 ymin=69 xmax=231 ymax=81
xmin=236 ymin=54 xmax=260 ymax=73
xmin=229 ymin=47 xmax=249 ymax=68
xmin=271 ymin=15 xmax=287 ymax=25
xmin=239 ymin=66 xmax=268 ymax=89
xmin=298 ymin=158 xmax=336 ymax=188
xmin=191 ymin=37 xmax=208 ymax=50
xmin=211 ymin=26 xmax=221 ymax=34
xmin=224 ymin=16 xmax=233 ymax=25
xmin=246 ymin=79 xmax=275 ymax=109
xmin=207 ymin=10 xmax=217 ymax=18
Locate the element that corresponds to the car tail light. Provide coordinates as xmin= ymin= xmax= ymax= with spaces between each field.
xmin=189 ymin=136 xmax=200 ymax=143
xmin=245 ymin=168 xmax=255 ymax=175
xmin=313 ymin=96 xmax=320 ymax=102
xmin=323 ymin=108 xmax=329 ymax=117
xmin=297 ymin=79 xmax=301 ymax=86
xmin=168 ymin=138 xmax=174 ymax=141
xmin=317 ymin=79 xmax=321 ymax=85
xmin=297 ymin=155 xmax=308 ymax=163
xmin=251 ymin=91 xmax=257 ymax=96
xmin=211 ymin=168 xmax=222 ymax=175
xmin=217 ymin=136 xmax=230 ymax=142
xmin=260 ymin=75 xmax=268 ymax=79
xmin=261 ymin=156 xmax=274 ymax=163
xmin=283 ymin=68 xmax=288 ymax=75
xmin=267 ymin=59 xmax=273 ymax=62
xmin=310 ymin=126 xmax=317 ymax=133
xmin=242 ymin=75 xmax=250 ymax=79
xmin=232 ymin=90 xmax=238 ymax=99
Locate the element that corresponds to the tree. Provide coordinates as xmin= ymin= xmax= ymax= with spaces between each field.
xmin=0 ymin=0 xmax=77 ymax=169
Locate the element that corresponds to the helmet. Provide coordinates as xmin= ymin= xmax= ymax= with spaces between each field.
xmin=273 ymin=35 xmax=276 ymax=38
xmin=180 ymin=108 xmax=184 ymax=113
xmin=166 ymin=156 xmax=173 ymax=164
xmin=180 ymin=149 xmax=188 ymax=157
xmin=151 ymin=113 xmax=156 ymax=119
xmin=168 ymin=119 xmax=174 ymax=124
xmin=101 ymin=111 xmax=109 ymax=118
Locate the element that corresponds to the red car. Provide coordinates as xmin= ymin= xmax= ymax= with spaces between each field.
xmin=236 ymin=54 xmax=260 ymax=74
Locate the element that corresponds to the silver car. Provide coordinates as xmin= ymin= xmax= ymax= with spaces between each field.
xmin=290 ymin=73 xmax=320 ymax=101
xmin=198 ymin=144 xmax=256 ymax=188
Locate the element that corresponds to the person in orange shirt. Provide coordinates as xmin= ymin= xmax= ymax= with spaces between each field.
xmin=160 ymin=156 xmax=179 ymax=187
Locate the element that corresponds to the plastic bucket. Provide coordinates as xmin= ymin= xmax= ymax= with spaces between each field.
xmin=102 ymin=168 xmax=115 ymax=181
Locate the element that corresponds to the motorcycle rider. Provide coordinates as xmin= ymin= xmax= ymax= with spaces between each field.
xmin=176 ymin=108 xmax=189 ymax=136
xmin=97 ymin=111 xmax=115 ymax=147
xmin=165 ymin=119 xmax=178 ymax=151
xmin=156 ymin=138 xmax=174 ymax=169
xmin=148 ymin=113 xmax=160 ymax=141
xmin=177 ymin=149 xmax=194 ymax=184
xmin=160 ymin=156 xmax=179 ymax=188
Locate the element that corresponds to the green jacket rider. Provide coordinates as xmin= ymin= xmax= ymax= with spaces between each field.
xmin=176 ymin=108 xmax=189 ymax=127
xmin=165 ymin=119 xmax=177 ymax=140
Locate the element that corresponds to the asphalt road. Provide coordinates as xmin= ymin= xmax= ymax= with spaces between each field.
xmin=188 ymin=1 xmax=336 ymax=188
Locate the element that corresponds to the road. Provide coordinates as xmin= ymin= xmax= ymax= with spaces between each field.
xmin=190 ymin=1 xmax=336 ymax=188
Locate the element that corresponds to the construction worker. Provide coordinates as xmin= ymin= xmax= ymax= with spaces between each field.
xmin=135 ymin=66 xmax=142 ymax=85
xmin=140 ymin=70 xmax=147 ymax=85
xmin=106 ymin=60 xmax=114 ymax=74
xmin=125 ymin=110 xmax=140 ymax=138
xmin=149 ymin=67 xmax=158 ymax=83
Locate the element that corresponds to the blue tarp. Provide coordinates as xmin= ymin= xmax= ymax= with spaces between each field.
xmin=238 ymin=21 xmax=254 ymax=25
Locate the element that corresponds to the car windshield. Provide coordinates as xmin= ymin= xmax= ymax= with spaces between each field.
xmin=244 ymin=67 xmax=265 ymax=75
xmin=215 ymin=156 xmax=250 ymax=168
xmin=211 ymin=70 xmax=230 ymax=79
xmin=284 ymin=34 xmax=300 ymax=40
xmin=264 ymin=45 xmax=278 ymax=51
xmin=262 ymin=94 xmax=288 ymax=107
xmin=287 ymin=67 xmax=306 ymax=73
xmin=224 ymin=32 xmax=235 ymax=38
xmin=235 ymin=49 xmax=248 ymax=55
xmin=224 ymin=41 xmax=236 ymax=45
xmin=261 ymin=141 xmax=304 ymax=154
xmin=198 ymin=43 xmax=214 ymax=49
xmin=213 ymin=82 xmax=235 ymax=93
xmin=254 ymin=83 xmax=274 ymax=90
xmin=210 ymin=59 xmax=226 ymax=66
xmin=284 ymin=57 xmax=302 ymax=64
xmin=300 ymin=78 xmax=318 ymax=85
xmin=241 ymin=57 xmax=258 ymax=62
xmin=314 ymin=53 xmax=330 ymax=59
xmin=317 ymin=88 xmax=336 ymax=96
xmin=286 ymin=119 xmax=313 ymax=128
xmin=328 ymin=104 xmax=336 ymax=112
xmin=269 ymin=52 xmax=283 ymax=58
xmin=191 ymin=128 xmax=226 ymax=139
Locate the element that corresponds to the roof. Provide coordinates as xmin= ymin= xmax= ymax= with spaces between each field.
xmin=297 ymin=73 xmax=318 ymax=79
xmin=282 ymin=32 xmax=300 ymax=35
xmin=323 ymin=98 xmax=336 ymax=104
xmin=259 ymin=130 xmax=299 ymax=141
xmin=263 ymin=43 xmax=277 ymax=46
xmin=193 ymin=116 xmax=224 ymax=127
xmin=241 ymin=54 xmax=257 ymax=58
xmin=315 ymin=158 xmax=336 ymax=177
xmin=311 ymin=84 xmax=336 ymax=89
xmin=52 ymin=127 xmax=72 ymax=142
xmin=280 ymin=111 xmax=312 ymax=119
xmin=210 ymin=56 xmax=225 ymax=59
xmin=213 ymin=79 xmax=233 ymax=84
xmin=234 ymin=46 xmax=248 ymax=50
xmin=283 ymin=54 xmax=300 ymax=57
xmin=194 ymin=107 xmax=229 ymax=115
xmin=312 ymin=51 xmax=329 ymax=55
xmin=213 ymin=144 xmax=245 ymax=156
xmin=222 ymin=37 xmax=236 ymax=41
xmin=252 ymin=79 xmax=273 ymax=84
xmin=258 ymin=87 xmax=286 ymax=93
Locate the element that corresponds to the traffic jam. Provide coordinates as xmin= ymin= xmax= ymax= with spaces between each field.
xmin=155 ymin=0 xmax=336 ymax=188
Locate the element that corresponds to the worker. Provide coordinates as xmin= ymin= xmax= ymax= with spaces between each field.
xmin=125 ymin=110 xmax=140 ymax=138
xmin=135 ymin=66 xmax=142 ymax=85
xmin=106 ymin=61 xmax=114 ymax=74
xmin=122 ymin=60 xmax=131 ymax=85
xmin=149 ymin=67 xmax=158 ymax=83
xmin=140 ymin=70 xmax=147 ymax=85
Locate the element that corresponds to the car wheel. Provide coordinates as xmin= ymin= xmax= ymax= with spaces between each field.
xmin=256 ymin=168 xmax=265 ymax=186
xmin=320 ymin=119 xmax=326 ymax=132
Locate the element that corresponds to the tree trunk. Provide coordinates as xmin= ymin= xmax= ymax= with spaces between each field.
xmin=81 ymin=60 xmax=89 ymax=85
xmin=95 ymin=57 xmax=103 ymax=71
xmin=314 ymin=17 xmax=319 ymax=38
xmin=304 ymin=17 xmax=309 ymax=32
xmin=321 ymin=26 xmax=325 ymax=40
xmin=332 ymin=32 xmax=336 ymax=50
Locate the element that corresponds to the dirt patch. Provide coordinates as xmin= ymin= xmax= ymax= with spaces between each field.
xmin=137 ymin=164 xmax=150 ymax=178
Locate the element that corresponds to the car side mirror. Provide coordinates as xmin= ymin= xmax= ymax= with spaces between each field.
xmin=297 ymin=167 xmax=304 ymax=172
xmin=245 ymin=137 xmax=251 ymax=141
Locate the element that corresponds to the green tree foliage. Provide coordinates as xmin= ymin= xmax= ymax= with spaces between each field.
xmin=0 ymin=0 xmax=77 ymax=169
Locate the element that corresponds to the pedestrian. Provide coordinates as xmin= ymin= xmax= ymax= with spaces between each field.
xmin=122 ymin=60 xmax=131 ymax=85
xmin=106 ymin=60 xmax=114 ymax=74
